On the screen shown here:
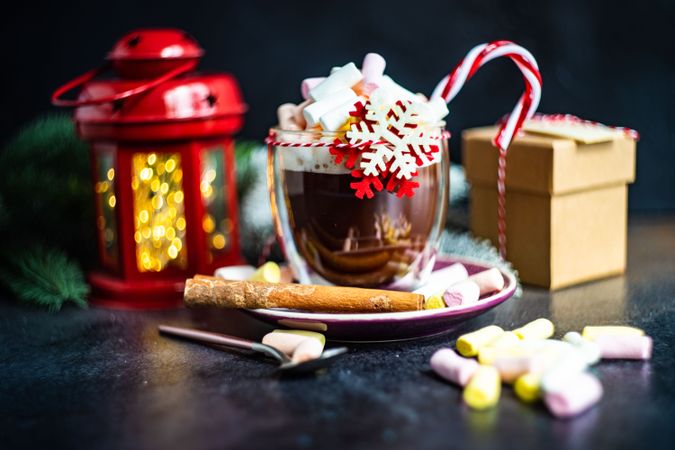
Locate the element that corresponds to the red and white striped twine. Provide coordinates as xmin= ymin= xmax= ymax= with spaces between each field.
xmin=264 ymin=131 xmax=450 ymax=148
xmin=527 ymin=113 xmax=640 ymax=140
xmin=431 ymin=40 xmax=543 ymax=259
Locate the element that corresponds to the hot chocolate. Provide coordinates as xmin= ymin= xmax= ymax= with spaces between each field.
xmin=277 ymin=151 xmax=447 ymax=287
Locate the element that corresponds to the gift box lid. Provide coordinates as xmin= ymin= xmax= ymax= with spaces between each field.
xmin=462 ymin=126 xmax=636 ymax=196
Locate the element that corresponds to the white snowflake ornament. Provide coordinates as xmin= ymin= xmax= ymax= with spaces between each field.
xmin=346 ymin=88 xmax=440 ymax=181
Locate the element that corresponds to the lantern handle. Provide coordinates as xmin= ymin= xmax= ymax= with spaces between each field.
xmin=51 ymin=62 xmax=195 ymax=107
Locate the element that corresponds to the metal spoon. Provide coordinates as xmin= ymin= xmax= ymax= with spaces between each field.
xmin=158 ymin=325 xmax=347 ymax=374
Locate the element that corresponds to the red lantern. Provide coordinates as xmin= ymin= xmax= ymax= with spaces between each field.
xmin=52 ymin=29 xmax=247 ymax=309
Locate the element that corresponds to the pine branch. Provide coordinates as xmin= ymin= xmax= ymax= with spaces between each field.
xmin=0 ymin=246 xmax=89 ymax=312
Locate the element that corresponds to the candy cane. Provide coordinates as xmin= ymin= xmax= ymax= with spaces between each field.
xmin=431 ymin=40 xmax=543 ymax=259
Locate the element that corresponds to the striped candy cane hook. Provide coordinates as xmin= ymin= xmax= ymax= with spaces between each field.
xmin=431 ymin=40 xmax=543 ymax=259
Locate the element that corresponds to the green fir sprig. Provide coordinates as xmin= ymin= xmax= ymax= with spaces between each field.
xmin=0 ymin=246 xmax=89 ymax=312
xmin=0 ymin=114 xmax=93 ymax=311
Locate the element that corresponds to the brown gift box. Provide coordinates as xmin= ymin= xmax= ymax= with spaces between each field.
xmin=462 ymin=126 xmax=636 ymax=289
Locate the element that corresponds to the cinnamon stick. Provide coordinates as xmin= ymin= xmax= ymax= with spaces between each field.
xmin=184 ymin=275 xmax=424 ymax=313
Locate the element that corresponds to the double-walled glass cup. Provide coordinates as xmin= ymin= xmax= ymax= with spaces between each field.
xmin=268 ymin=127 xmax=449 ymax=289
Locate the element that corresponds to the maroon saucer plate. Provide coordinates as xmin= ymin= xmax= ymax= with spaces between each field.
xmin=244 ymin=256 xmax=517 ymax=342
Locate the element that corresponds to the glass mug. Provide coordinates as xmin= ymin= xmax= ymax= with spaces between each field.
xmin=267 ymin=127 xmax=449 ymax=289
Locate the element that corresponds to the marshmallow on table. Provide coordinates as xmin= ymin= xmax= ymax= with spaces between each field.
xmin=563 ymin=331 xmax=601 ymax=365
xmin=514 ymin=373 xmax=542 ymax=403
xmin=361 ymin=53 xmax=386 ymax=85
xmin=544 ymin=372 xmax=603 ymax=418
xmin=301 ymin=77 xmax=325 ymax=100
xmin=582 ymin=325 xmax=645 ymax=341
xmin=467 ymin=268 xmax=505 ymax=296
xmin=430 ymin=348 xmax=479 ymax=387
xmin=443 ymin=280 xmax=480 ymax=307
xmin=493 ymin=353 xmax=536 ymax=383
xmin=477 ymin=331 xmax=521 ymax=364
xmin=292 ymin=338 xmax=325 ymax=363
xmin=595 ymin=335 xmax=653 ymax=360
xmin=463 ymin=365 xmax=501 ymax=410
xmin=303 ymin=88 xmax=357 ymax=127
xmin=319 ymin=96 xmax=366 ymax=131
xmin=262 ymin=332 xmax=309 ymax=356
xmin=540 ymin=348 xmax=589 ymax=394
xmin=262 ymin=329 xmax=325 ymax=357
xmin=456 ymin=325 xmax=504 ymax=357
xmin=513 ymin=318 xmax=555 ymax=340
xmin=413 ymin=263 xmax=469 ymax=298
xmin=277 ymin=103 xmax=302 ymax=130
xmin=309 ymin=62 xmax=363 ymax=101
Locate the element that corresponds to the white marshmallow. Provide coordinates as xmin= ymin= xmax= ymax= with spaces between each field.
xmin=301 ymin=77 xmax=325 ymax=100
xmin=361 ymin=53 xmax=386 ymax=85
xmin=563 ymin=331 xmax=601 ymax=365
xmin=310 ymin=63 xmax=363 ymax=101
xmin=303 ymin=88 xmax=357 ymax=127
xmin=540 ymin=349 xmax=589 ymax=393
xmin=378 ymin=75 xmax=419 ymax=102
xmin=417 ymin=96 xmax=450 ymax=123
xmin=262 ymin=332 xmax=310 ymax=356
xmin=319 ymin=96 xmax=366 ymax=131
xmin=413 ymin=263 xmax=469 ymax=298
xmin=292 ymin=338 xmax=324 ymax=363
xmin=214 ymin=265 xmax=256 ymax=280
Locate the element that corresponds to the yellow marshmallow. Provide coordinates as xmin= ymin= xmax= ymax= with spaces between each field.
xmin=456 ymin=325 xmax=504 ymax=357
xmin=489 ymin=331 xmax=520 ymax=349
xmin=424 ymin=295 xmax=446 ymax=310
xmin=514 ymin=373 xmax=541 ymax=403
xmin=463 ymin=366 xmax=501 ymax=410
xmin=513 ymin=318 xmax=555 ymax=340
xmin=249 ymin=262 xmax=281 ymax=283
xmin=476 ymin=332 xmax=522 ymax=364
xmin=582 ymin=325 xmax=645 ymax=341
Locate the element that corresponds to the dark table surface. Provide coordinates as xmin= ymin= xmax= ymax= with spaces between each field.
xmin=1 ymin=215 xmax=674 ymax=450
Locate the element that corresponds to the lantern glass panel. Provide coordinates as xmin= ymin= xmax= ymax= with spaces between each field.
xmin=94 ymin=149 xmax=119 ymax=269
xmin=201 ymin=147 xmax=232 ymax=262
xmin=131 ymin=152 xmax=188 ymax=272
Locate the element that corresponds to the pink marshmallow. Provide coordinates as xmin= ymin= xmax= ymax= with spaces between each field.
xmin=544 ymin=372 xmax=603 ymax=418
xmin=468 ymin=268 xmax=505 ymax=296
xmin=430 ymin=348 xmax=479 ymax=386
xmin=292 ymin=338 xmax=324 ymax=363
xmin=595 ymin=335 xmax=653 ymax=360
xmin=277 ymin=103 xmax=301 ymax=130
xmin=493 ymin=354 xmax=534 ymax=383
xmin=443 ymin=280 xmax=480 ymax=307
xmin=361 ymin=53 xmax=386 ymax=85
xmin=301 ymin=77 xmax=325 ymax=100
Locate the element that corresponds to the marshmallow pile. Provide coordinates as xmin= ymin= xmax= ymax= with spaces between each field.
xmin=431 ymin=321 xmax=653 ymax=418
xmin=276 ymin=53 xmax=450 ymax=133
xmin=413 ymin=263 xmax=505 ymax=309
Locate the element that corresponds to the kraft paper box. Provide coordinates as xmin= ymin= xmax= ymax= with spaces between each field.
xmin=462 ymin=126 xmax=636 ymax=289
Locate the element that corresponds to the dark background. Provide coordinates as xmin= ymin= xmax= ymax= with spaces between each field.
xmin=3 ymin=0 xmax=674 ymax=210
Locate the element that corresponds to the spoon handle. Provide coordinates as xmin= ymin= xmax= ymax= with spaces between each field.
xmin=159 ymin=325 xmax=255 ymax=351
